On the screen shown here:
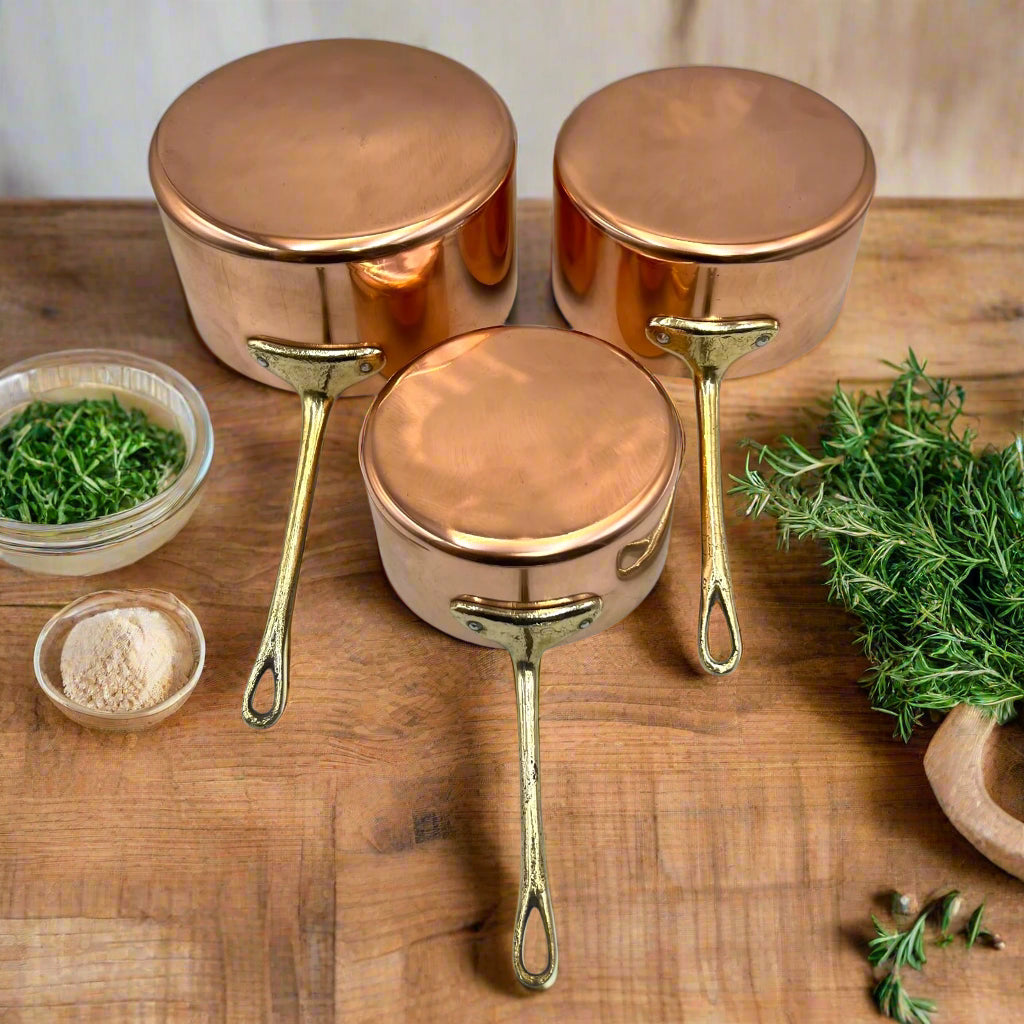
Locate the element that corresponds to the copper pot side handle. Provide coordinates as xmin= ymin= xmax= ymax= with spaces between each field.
xmin=617 ymin=495 xmax=674 ymax=579
xmin=242 ymin=337 xmax=384 ymax=730
xmin=646 ymin=315 xmax=778 ymax=675
xmin=450 ymin=593 xmax=603 ymax=990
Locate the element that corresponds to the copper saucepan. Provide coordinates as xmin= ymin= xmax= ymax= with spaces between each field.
xmin=150 ymin=39 xmax=517 ymax=728
xmin=553 ymin=66 xmax=875 ymax=674
xmin=359 ymin=325 xmax=683 ymax=988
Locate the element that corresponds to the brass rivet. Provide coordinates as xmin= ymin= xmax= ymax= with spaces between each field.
xmin=359 ymin=361 xmax=373 ymax=374
xmin=578 ymin=619 xmax=592 ymax=629
xmin=467 ymin=621 xmax=483 ymax=632
xmin=755 ymin=334 xmax=771 ymax=348
xmin=255 ymin=356 xmax=269 ymax=367
xmin=655 ymin=332 xmax=670 ymax=345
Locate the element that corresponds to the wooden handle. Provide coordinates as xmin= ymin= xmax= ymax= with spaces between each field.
xmin=924 ymin=704 xmax=1024 ymax=882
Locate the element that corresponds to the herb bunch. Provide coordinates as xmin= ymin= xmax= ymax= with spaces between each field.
xmin=732 ymin=352 xmax=1024 ymax=739
xmin=0 ymin=398 xmax=186 ymax=525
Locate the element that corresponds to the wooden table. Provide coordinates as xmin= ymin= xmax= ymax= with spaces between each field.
xmin=1 ymin=199 xmax=1023 ymax=1022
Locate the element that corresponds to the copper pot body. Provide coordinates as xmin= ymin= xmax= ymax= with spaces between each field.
xmin=149 ymin=40 xmax=517 ymax=391
xmin=159 ymin=172 xmax=515 ymax=392
xmin=553 ymin=172 xmax=867 ymax=380
xmin=551 ymin=66 xmax=875 ymax=381
xmin=358 ymin=325 xmax=684 ymax=649
xmin=364 ymin=487 xmax=675 ymax=648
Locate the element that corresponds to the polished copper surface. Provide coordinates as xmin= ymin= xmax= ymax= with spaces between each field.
xmin=552 ymin=67 xmax=874 ymax=380
xmin=151 ymin=40 xmax=517 ymax=389
xmin=360 ymin=325 xmax=682 ymax=563
xmin=555 ymin=66 xmax=874 ymax=263
xmin=151 ymin=39 xmax=515 ymax=260
xmin=359 ymin=325 xmax=683 ymax=647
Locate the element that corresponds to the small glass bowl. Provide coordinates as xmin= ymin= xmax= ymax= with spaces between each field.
xmin=0 ymin=349 xmax=213 ymax=575
xmin=34 ymin=589 xmax=206 ymax=732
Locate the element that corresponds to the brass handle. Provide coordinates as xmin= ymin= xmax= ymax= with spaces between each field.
xmin=647 ymin=315 xmax=778 ymax=675
xmin=693 ymin=372 xmax=741 ymax=674
xmin=449 ymin=594 xmax=603 ymax=990
xmin=616 ymin=495 xmax=674 ymax=579
xmin=242 ymin=337 xmax=384 ymax=730
xmin=242 ymin=389 xmax=330 ymax=728
xmin=512 ymin=652 xmax=558 ymax=990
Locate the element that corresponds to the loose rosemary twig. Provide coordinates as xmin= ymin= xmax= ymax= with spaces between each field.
xmin=731 ymin=352 xmax=1024 ymax=739
xmin=0 ymin=398 xmax=185 ymax=524
xmin=868 ymin=891 xmax=1001 ymax=1022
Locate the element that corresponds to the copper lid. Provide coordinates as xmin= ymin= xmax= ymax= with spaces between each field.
xmin=359 ymin=326 xmax=683 ymax=563
xmin=150 ymin=40 xmax=515 ymax=261
xmin=555 ymin=66 xmax=875 ymax=263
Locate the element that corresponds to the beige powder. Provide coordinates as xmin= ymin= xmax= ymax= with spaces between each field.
xmin=60 ymin=607 xmax=192 ymax=711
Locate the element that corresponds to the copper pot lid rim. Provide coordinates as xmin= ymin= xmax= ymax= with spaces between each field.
xmin=151 ymin=160 xmax=515 ymax=263
xmin=359 ymin=325 xmax=684 ymax=564
xmin=150 ymin=39 xmax=516 ymax=261
xmin=555 ymin=65 xmax=876 ymax=263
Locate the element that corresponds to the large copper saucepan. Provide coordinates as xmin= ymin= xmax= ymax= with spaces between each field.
xmin=150 ymin=40 xmax=516 ymax=727
xmin=360 ymin=325 xmax=683 ymax=988
xmin=553 ymin=66 xmax=874 ymax=675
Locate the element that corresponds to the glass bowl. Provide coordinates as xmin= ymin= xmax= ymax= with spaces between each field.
xmin=0 ymin=349 xmax=213 ymax=575
xmin=34 ymin=589 xmax=206 ymax=732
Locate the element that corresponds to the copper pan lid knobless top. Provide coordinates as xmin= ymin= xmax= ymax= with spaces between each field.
xmin=150 ymin=39 xmax=516 ymax=261
xmin=360 ymin=326 xmax=683 ymax=564
xmin=555 ymin=66 xmax=875 ymax=263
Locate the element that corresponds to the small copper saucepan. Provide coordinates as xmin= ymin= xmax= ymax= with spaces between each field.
xmin=359 ymin=325 xmax=683 ymax=988
xmin=150 ymin=40 xmax=516 ymax=727
xmin=553 ymin=67 xmax=875 ymax=674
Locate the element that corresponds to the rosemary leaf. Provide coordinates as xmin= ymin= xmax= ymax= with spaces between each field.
xmin=965 ymin=902 xmax=985 ymax=948
xmin=938 ymin=890 xmax=961 ymax=938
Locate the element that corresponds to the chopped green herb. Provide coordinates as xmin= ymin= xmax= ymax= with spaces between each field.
xmin=0 ymin=397 xmax=185 ymax=524
xmin=732 ymin=351 xmax=1024 ymax=739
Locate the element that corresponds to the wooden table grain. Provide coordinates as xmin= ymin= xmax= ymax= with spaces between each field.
xmin=1 ymin=199 xmax=1023 ymax=1022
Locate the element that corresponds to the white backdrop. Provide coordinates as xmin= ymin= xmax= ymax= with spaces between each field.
xmin=1 ymin=0 xmax=1022 ymax=199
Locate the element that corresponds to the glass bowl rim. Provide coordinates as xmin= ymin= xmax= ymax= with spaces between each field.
xmin=0 ymin=348 xmax=213 ymax=552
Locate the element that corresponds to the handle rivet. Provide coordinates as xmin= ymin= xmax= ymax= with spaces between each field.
xmin=755 ymin=334 xmax=771 ymax=348
xmin=578 ymin=619 xmax=592 ymax=629
xmin=359 ymin=361 xmax=374 ymax=374
xmin=655 ymin=332 xmax=670 ymax=345
xmin=255 ymin=356 xmax=269 ymax=368
xmin=467 ymin=620 xmax=483 ymax=632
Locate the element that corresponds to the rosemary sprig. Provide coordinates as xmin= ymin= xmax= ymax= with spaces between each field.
xmin=873 ymin=974 xmax=936 ymax=1024
xmin=0 ymin=397 xmax=185 ymax=524
xmin=869 ymin=911 xmax=929 ymax=970
xmin=731 ymin=351 xmax=1024 ymax=739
